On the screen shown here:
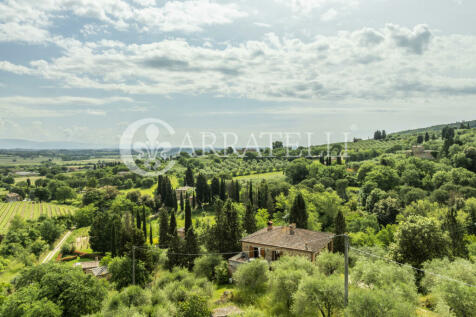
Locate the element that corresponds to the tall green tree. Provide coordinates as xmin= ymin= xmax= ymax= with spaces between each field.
xmin=444 ymin=207 xmax=468 ymax=258
xmin=149 ymin=221 xmax=153 ymax=245
xmin=333 ymin=211 xmax=346 ymax=253
xmin=289 ymin=193 xmax=308 ymax=228
xmin=211 ymin=177 xmax=220 ymax=200
xmin=142 ymin=206 xmax=147 ymax=240
xmin=184 ymin=227 xmax=199 ymax=270
xmin=166 ymin=230 xmax=183 ymax=270
xmin=195 ymin=174 xmax=210 ymax=206
xmin=243 ymin=201 xmax=257 ymax=234
xmin=184 ymin=198 xmax=192 ymax=233
xmin=180 ymin=192 xmax=184 ymax=211
xmin=158 ymin=208 xmax=169 ymax=249
xmin=136 ymin=208 xmax=141 ymax=230
xmin=184 ymin=166 xmax=194 ymax=186
xmin=168 ymin=209 xmax=177 ymax=238
xmin=248 ymin=181 xmax=254 ymax=205
xmin=219 ymin=178 xmax=227 ymax=200
xmin=335 ymin=179 xmax=348 ymax=201
xmin=89 ymin=210 xmax=112 ymax=253
xmin=257 ymin=180 xmax=268 ymax=209
xmin=389 ymin=215 xmax=450 ymax=268
xmin=223 ymin=200 xmax=242 ymax=253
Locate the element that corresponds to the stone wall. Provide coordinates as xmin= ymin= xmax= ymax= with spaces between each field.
xmin=242 ymin=242 xmax=314 ymax=262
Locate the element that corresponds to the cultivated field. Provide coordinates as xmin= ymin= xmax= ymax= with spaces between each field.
xmin=0 ymin=201 xmax=75 ymax=231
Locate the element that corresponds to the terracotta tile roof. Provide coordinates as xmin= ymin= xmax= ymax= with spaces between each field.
xmin=76 ymin=261 xmax=100 ymax=269
xmin=91 ymin=266 xmax=109 ymax=276
xmin=240 ymin=226 xmax=334 ymax=252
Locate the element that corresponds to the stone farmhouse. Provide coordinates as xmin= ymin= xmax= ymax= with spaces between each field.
xmin=228 ymin=222 xmax=333 ymax=273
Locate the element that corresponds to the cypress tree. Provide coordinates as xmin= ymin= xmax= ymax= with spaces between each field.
xmin=185 ymin=166 xmax=194 ymax=186
xmin=223 ymin=200 xmax=242 ymax=253
xmin=334 ymin=210 xmax=346 ymax=253
xmin=142 ymin=206 xmax=147 ymax=240
xmin=257 ymin=180 xmax=268 ymax=209
xmin=444 ymin=207 xmax=468 ymax=258
xmin=289 ymin=193 xmax=308 ymax=228
xmin=248 ymin=181 xmax=253 ymax=205
xmin=173 ymin=192 xmax=178 ymax=211
xmin=211 ymin=177 xmax=220 ymax=200
xmin=235 ymin=181 xmax=240 ymax=202
xmin=180 ymin=192 xmax=184 ymax=211
xmin=158 ymin=208 xmax=169 ymax=248
xmin=136 ymin=208 xmax=141 ymax=230
xmin=111 ymin=221 xmax=117 ymax=257
xmin=243 ymin=201 xmax=257 ymax=234
xmin=192 ymin=193 xmax=196 ymax=209
xmin=167 ymin=229 xmax=182 ymax=270
xmin=168 ymin=209 xmax=177 ymax=238
xmin=184 ymin=198 xmax=192 ymax=233
xmin=184 ymin=227 xmax=199 ymax=270
xmin=196 ymin=174 xmax=209 ymax=206
xmin=219 ymin=178 xmax=226 ymax=200
xmin=149 ymin=221 xmax=153 ymax=245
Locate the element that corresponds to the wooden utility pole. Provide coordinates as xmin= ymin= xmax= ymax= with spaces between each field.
xmin=132 ymin=246 xmax=136 ymax=285
xmin=344 ymin=234 xmax=349 ymax=306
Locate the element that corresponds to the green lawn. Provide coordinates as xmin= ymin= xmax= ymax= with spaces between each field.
xmin=0 ymin=260 xmax=25 ymax=284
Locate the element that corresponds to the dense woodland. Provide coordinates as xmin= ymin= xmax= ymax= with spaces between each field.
xmin=0 ymin=122 xmax=475 ymax=316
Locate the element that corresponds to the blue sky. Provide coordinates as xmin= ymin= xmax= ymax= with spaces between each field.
xmin=0 ymin=0 xmax=475 ymax=147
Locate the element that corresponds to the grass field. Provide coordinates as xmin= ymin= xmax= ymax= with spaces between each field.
xmin=0 ymin=201 xmax=75 ymax=231
xmin=14 ymin=175 xmax=45 ymax=184
xmin=233 ymin=171 xmax=285 ymax=182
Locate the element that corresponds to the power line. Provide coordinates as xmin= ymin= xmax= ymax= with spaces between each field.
xmin=349 ymin=246 xmax=476 ymax=288
xmin=131 ymin=234 xmax=345 ymax=256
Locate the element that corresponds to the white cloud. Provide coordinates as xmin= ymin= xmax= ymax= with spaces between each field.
xmin=134 ymin=0 xmax=247 ymax=32
xmin=0 ymin=61 xmax=35 ymax=75
xmin=386 ymin=24 xmax=432 ymax=54
xmin=86 ymin=109 xmax=107 ymax=116
xmin=253 ymin=22 xmax=271 ymax=28
xmin=0 ymin=95 xmax=133 ymax=106
xmin=2 ymin=24 xmax=476 ymax=105
xmin=0 ymin=0 xmax=248 ymax=44
xmin=276 ymin=0 xmax=358 ymax=15
xmin=320 ymin=8 xmax=338 ymax=21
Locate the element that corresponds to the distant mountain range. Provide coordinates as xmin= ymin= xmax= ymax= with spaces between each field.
xmin=392 ymin=119 xmax=476 ymax=135
xmin=1 ymin=119 xmax=474 ymax=149
xmin=0 ymin=138 xmax=111 ymax=150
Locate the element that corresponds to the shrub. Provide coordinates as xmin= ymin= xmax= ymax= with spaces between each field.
xmin=234 ymin=260 xmax=268 ymax=297
xmin=316 ymin=251 xmax=344 ymax=276
xmin=193 ymin=255 xmax=222 ymax=281
xmin=214 ymin=261 xmax=229 ymax=285
xmin=177 ymin=295 xmax=210 ymax=317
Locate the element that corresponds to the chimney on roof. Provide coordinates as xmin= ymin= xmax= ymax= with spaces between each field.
xmin=289 ymin=223 xmax=296 ymax=235
xmin=267 ymin=220 xmax=273 ymax=231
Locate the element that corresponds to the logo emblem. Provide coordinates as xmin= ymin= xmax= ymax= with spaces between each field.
xmin=120 ymin=118 xmax=175 ymax=176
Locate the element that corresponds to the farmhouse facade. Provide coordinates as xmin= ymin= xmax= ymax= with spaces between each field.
xmin=5 ymin=192 xmax=22 ymax=202
xmin=229 ymin=222 xmax=333 ymax=272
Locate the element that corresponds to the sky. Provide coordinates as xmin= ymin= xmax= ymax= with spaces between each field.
xmin=0 ymin=0 xmax=475 ymax=147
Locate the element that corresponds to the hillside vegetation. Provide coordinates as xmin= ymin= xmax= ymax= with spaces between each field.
xmin=0 ymin=121 xmax=474 ymax=316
